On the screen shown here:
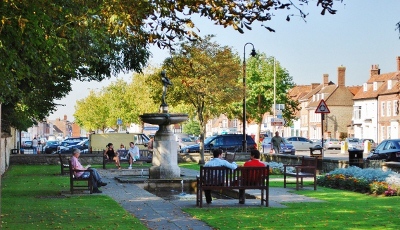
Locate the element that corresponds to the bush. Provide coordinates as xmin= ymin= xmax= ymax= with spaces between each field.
xmin=317 ymin=166 xmax=400 ymax=195
xmin=264 ymin=162 xmax=294 ymax=175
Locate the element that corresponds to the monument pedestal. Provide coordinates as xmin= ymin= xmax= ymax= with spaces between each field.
xmin=149 ymin=124 xmax=180 ymax=179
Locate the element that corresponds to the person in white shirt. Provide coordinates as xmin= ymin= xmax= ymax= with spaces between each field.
xmin=32 ymin=137 xmax=39 ymax=154
xmin=128 ymin=142 xmax=140 ymax=169
xmin=203 ymin=149 xmax=237 ymax=204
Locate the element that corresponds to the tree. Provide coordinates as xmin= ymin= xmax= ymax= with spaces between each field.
xmin=183 ymin=119 xmax=201 ymax=136
xmin=1 ymin=1 xmax=351 ymax=132
xmin=229 ymin=53 xmax=299 ymax=143
xmin=147 ymin=35 xmax=242 ymax=163
xmin=74 ymin=90 xmax=109 ymax=133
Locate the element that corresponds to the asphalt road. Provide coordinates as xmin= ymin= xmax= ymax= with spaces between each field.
xmin=295 ymin=148 xmax=370 ymax=160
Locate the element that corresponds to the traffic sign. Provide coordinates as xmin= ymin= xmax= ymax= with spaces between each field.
xmin=271 ymin=118 xmax=285 ymax=126
xmin=315 ymin=99 xmax=330 ymax=113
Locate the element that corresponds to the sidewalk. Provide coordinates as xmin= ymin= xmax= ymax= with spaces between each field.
xmin=96 ymin=167 xmax=322 ymax=230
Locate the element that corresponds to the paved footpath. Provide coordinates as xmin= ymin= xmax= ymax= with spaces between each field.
xmin=96 ymin=168 xmax=322 ymax=230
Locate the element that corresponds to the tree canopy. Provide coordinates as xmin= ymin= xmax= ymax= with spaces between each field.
xmin=0 ymin=0 xmax=349 ymax=132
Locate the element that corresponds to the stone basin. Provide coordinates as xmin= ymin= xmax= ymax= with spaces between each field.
xmin=140 ymin=113 xmax=188 ymax=125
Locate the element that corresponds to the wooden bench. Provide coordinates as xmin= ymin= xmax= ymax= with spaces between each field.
xmin=103 ymin=149 xmax=152 ymax=169
xmin=196 ymin=166 xmax=269 ymax=208
xmin=69 ymin=159 xmax=94 ymax=194
xmin=58 ymin=154 xmax=70 ymax=175
xmin=283 ymin=156 xmax=318 ymax=190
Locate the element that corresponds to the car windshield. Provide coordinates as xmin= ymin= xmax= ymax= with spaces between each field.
xmin=181 ymin=137 xmax=192 ymax=142
xmin=347 ymin=138 xmax=359 ymax=142
xmin=204 ymin=136 xmax=216 ymax=145
xmin=47 ymin=141 xmax=58 ymax=145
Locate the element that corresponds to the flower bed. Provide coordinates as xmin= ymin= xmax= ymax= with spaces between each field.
xmin=317 ymin=166 xmax=400 ymax=196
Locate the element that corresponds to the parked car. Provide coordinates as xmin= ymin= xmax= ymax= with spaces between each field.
xmin=324 ymin=138 xmax=341 ymax=150
xmin=345 ymin=138 xmax=361 ymax=149
xmin=43 ymin=140 xmax=60 ymax=154
xmin=261 ymin=137 xmax=296 ymax=155
xmin=59 ymin=139 xmax=90 ymax=154
xmin=177 ymin=136 xmax=196 ymax=149
xmin=180 ymin=134 xmax=257 ymax=153
xmin=57 ymin=140 xmax=81 ymax=154
xmin=366 ymin=139 xmax=400 ymax=161
xmin=359 ymin=138 xmax=378 ymax=150
xmin=64 ymin=137 xmax=88 ymax=142
xmin=286 ymin=136 xmax=320 ymax=151
xmin=22 ymin=140 xmax=33 ymax=149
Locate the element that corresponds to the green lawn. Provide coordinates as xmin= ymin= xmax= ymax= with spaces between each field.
xmin=1 ymin=165 xmax=147 ymax=229
xmin=2 ymin=164 xmax=400 ymax=229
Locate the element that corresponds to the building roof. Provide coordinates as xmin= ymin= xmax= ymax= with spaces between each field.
xmin=353 ymin=72 xmax=400 ymax=100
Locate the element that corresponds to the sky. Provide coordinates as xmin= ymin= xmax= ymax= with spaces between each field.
xmin=48 ymin=0 xmax=400 ymax=121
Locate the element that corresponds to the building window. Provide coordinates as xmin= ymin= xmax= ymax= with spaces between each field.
xmin=381 ymin=126 xmax=386 ymax=141
xmin=381 ymin=102 xmax=385 ymax=117
xmin=394 ymin=100 xmax=399 ymax=116
xmin=388 ymin=80 xmax=392 ymax=90
xmin=363 ymin=83 xmax=367 ymax=92
xmin=222 ymin=119 xmax=227 ymax=128
xmin=373 ymin=82 xmax=377 ymax=91
xmin=233 ymin=119 xmax=238 ymax=128
xmin=353 ymin=106 xmax=361 ymax=120
xmin=388 ymin=126 xmax=391 ymax=139
xmin=387 ymin=101 xmax=392 ymax=117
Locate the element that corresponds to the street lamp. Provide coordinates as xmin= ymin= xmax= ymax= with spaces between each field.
xmin=242 ymin=42 xmax=257 ymax=152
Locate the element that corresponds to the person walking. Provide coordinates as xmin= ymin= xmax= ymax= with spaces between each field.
xmin=203 ymin=149 xmax=237 ymax=204
xmin=70 ymin=148 xmax=107 ymax=193
xmin=32 ymin=137 xmax=38 ymax=154
xmin=271 ymin=131 xmax=285 ymax=154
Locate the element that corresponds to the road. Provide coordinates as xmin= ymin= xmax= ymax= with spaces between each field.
xmin=295 ymin=149 xmax=370 ymax=160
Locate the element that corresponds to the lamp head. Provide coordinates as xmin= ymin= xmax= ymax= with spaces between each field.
xmin=250 ymin=48 xmax=257 ymax=57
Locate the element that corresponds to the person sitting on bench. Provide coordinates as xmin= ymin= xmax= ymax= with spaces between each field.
xmin=104 ymin=143 xmax=121 ymax=169
xmin=203 ymin=149 xmax=237 ymax=204
xmin=71 ymin=148 xmax=107 ymax=193
xmin=128 ymin=142 xmax=140 ymax=169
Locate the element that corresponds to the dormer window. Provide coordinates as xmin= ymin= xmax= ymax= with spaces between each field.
xmin=313 ymin=95 xmax=315 ymax=101
xmin=388 ymin=80 xmax=392 ymax=90
xmin=363 ymin=83 xmax=367 ymax=92
xmin=373 ymin=82 xmax=377 ymax=91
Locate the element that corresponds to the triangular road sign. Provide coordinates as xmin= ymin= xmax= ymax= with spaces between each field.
xmin=315 ymin=99 xmax=330 ymax=113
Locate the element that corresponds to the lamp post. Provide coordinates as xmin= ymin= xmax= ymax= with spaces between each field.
xmin=242 ymin=42 xmax=257 ymax=152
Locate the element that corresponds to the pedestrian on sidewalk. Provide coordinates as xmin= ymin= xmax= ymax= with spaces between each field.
xmin=271 ymin=131 xmax=285 ymax=154
xmin=71 ymin=148 xmax=107 ymax=193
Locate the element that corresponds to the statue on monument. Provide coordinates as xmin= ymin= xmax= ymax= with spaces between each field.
xmin=161 ymin=70 xmax=172 ymax=106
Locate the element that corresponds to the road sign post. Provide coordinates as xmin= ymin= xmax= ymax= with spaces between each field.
xmin=315 ymin=100 xmax=330 ymax=158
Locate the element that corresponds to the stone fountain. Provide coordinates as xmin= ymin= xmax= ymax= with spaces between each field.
xmin=140 ymin=70 xmax=188 ymax=179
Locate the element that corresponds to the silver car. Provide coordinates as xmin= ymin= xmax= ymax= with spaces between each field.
xmin=286 ymin=136 xmax=320 ymax=151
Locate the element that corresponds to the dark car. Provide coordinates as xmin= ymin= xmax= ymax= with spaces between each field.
xmin=63 ymin=137 xmax=88 ymax=142
xmin=58 ymin=139 xmax=90 ymax=154
xmin=44 ymin=140 xmax=60 ymax=154
xmin=261 ymin=137 xmax=296 ymax=155
xmin=57 ymin=140 xmax=81 ymax=154
xmin=366 ymin=139 xmax=400 ymax=161
xmin=180 ymin=134 xmax=257 ymax=153
xmin=22 ymin=140 xmax=33 ymax=149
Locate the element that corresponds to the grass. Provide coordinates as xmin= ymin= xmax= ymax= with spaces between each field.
xmin=1 ymin=165 xmax=147 ymax=229
xmin=3 ymin=164 xmax=400 ymax=229
xmin=183 ymin=187 xmax=400 ymax=229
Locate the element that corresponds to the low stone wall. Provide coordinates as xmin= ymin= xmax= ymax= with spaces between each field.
xmin=9 ymin=153 xmax=398 ymax=174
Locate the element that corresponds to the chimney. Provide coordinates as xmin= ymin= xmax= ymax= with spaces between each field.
xmin=338 ymin=66 xmax=346 ymax=87
xmin=397 ymin=56 xmax=400 ymax=71
xmin=370 ymin=64 xmax=380 ymax=77
xmin=323 ymin=74 xmax=329 ymax=86
xmin=311 ymin=83 xmax=319 ymax=89
xmin=63 ymin=115 xmax=67 ymax=121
